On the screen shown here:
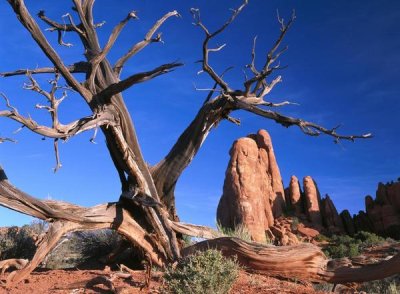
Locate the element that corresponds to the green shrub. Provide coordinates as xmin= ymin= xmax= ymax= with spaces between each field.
xmin=163 ymin=249 xmax=239 ymax=294
xmin=322 ymin=231 xmax=387 ymax=258
xmin=355 ymin=231 xmax=385 ymax=248
xmin=323 ymin=234 xmax=361 ymax=258
xmin=315 ymin=234 xmax=330 ymax=242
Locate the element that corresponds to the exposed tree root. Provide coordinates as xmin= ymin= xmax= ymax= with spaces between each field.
xmin=0 ymin=259 xmax=28 ymax=275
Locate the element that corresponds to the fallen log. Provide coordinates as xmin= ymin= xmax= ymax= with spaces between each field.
xmin=183 ymin=237 xmax=400 ymax=284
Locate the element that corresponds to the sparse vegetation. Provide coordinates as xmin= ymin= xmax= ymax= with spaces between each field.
xmin=322 ymin=231 xmax=386 ymax=258
xmin=0 ymin=224 xmax=122 ymax=269
xmin=359 ymin=275 xmax=400 ymax=294
xmin=312 ymin=282 xmax=334 ymax=292
xmin=45 ymin=229 xmax=122 ymax=269
xmin=181 ymin=235 xmax=194 ymax=247
xmin=163 ymin=249 xmax=239 ymax=294
xmin=290 ymin=217 xmax=300 ymax=231
xmin=315 ymin=234 xmax=330 ymax=242
xmin=0 ymin=222 xmax=46 ymax=260
xmin=217 ymin=222 xmax=273 ymax=244
xmin=355 ymin=231 xmax=385 ymax=249
xmin=217 ymin=223 xmax=252 ymax=242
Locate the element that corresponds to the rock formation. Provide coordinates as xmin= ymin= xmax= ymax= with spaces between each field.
xmin=255 ymin=130 xmax=286 ymax=217
xmin=217 ymin=130 xmax=290 ymax=243
xmin=217 ymin=130 xmax=342 ymax=243
xmin=303 ymin=176 xmax=323 ymax=227
xmin=355 ymin=181 xmax=400 ymax=238
xmin=321 ymin=195 xmax=344 ymax=233
xmin=217 ymin=129 xmax=400 ymax=242
xmin=340 ymin=210 xmax=356 ymax=235
xmin=216 ymin=134 xmax=277 ymax=243
xmin=286 ymin=175 xmax=303 ymax=216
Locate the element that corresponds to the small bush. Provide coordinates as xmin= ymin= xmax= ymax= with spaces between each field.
xmin=76 ymin=229 xmax=121 ymax=258
xmin=163 ymin=249 xmax=239 ymax=294
xmin=323 ymin=234 xmax=361 ymax=258
xmin=355 ymin=231 xmax=385 ymax=248
xmin=315 ymin=234 xmax=330 ymax=242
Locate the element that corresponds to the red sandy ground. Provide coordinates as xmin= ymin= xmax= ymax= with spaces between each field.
xmin=0 ymin=269 xmax=323 ymax=294
xmin=3 ymin=242 xmax=395 ymax=293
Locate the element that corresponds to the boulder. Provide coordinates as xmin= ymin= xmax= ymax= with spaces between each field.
xmin=297 ymin=223 xmax=320 ymax=238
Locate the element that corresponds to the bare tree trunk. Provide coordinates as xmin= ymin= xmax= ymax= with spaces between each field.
xmin=152 ymin=98 xmax=233 ymax=219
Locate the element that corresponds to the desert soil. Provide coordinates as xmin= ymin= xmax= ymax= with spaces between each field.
xmin=0 ymin=268 xmax=323 ymax=294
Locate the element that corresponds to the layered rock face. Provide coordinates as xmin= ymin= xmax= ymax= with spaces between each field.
xmin=217 ymin=129 xmax=400 ymax=242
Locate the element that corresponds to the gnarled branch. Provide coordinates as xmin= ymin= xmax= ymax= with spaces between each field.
xmin=7 ymin=0 xmax=92 ymax=102
xmin=0 ymin=62 xmax=90 ymax=77
xmin=87 ymin=11 xmax=138 ymax=89
xmin=114 ymin=11 xmax=180 ymax=76
xmin=98 ymin=62 xmax=183 ymax=100
xmin=0 ymin=91 xmax=115 ymax=140
xmin=191 ymin=1 xmax=249 ymax=92
xmin=235 ymin=99 xmax=372 ymax=141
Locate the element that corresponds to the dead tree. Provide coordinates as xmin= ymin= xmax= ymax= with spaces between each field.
xmin=1 ymin=0 xmax=397 ymax=287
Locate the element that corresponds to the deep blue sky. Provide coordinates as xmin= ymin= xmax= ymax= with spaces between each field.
xmin=0 ymin=1 xmax=399 ymax=227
